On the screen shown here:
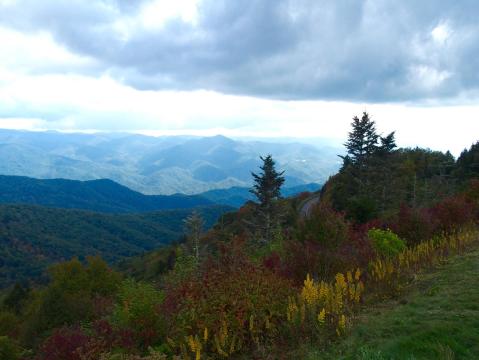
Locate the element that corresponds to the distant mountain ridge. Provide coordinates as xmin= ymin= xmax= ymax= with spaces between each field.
xmin=0 ymin=175 xmax=213 ymax=213
xmin=200 ymin=183 xmax=322 ymax=207
xmin=0 ymin=129 xmax=340 ymax=195
xmin=0 ymin=175 xmax=322 ymax=211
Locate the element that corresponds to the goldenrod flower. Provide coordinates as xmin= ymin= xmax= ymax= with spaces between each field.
xmin=317 ymin=308 xmax=326 ymax=324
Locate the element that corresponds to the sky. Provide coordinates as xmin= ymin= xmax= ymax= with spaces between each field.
xmin=0 ymin=0 xmax=478 ymax=156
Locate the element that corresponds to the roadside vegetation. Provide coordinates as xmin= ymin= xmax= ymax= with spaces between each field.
xmin=307 ymin=247 xmax=479 ymax=359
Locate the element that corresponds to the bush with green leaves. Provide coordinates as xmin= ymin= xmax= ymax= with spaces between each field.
xmin=0 ymin=311 xmax=17 ymax=336
xmin=0 ymin=336 xmax=24 ymax=360
xmin=111 ymin=279 xmax=166 ymax=350
xmin=293 ymin=203 xmax=350 ymax=279
xmin=22 ymin=256 xmax=122 ymax=345
xmin=368 ymin=228 xmax=406 ymax=258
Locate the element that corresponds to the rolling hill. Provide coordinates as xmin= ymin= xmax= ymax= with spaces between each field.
xmin=0 ymin=204 xmax=232 ymax=288
xmin=0 ymin=175 xmax=213 ymax=213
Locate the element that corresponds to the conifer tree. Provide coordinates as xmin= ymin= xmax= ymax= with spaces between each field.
xmin=250 ymin=155 xmax=285 ymax=206
xmin=343 ymin=112 xmax=379 ymax=166
xmin=378 ymin=131 xmax=397 ymax=156
xmin=250 ymin=155 xmax=285 ymax=243
xmin=455 ymin=141 xmax=479 ymax=180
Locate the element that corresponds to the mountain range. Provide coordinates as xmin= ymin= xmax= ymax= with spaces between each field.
xmin=0 ymin=129 xmax=340 ymax=195
xmin=0 ymin=174 xmax=321 ymax=211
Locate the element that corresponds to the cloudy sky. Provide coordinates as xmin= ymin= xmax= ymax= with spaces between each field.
xmin=0 ymin=0 xmax=478 ymax=155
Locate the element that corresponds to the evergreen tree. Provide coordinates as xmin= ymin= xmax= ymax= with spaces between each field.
xmin=250 ymin=155 xmax=285 ymax=206
xmin=183 ymin=210 xmax=204 ymax=262
xmin=455 ymin=141 xmax=479 ymax=181
xmin=343 ymin=112 xmax=379 ymax=166
xmin=250 ymin=155 xmax=285 ymax=243
xmin=378 ymin=131 xmax=397 ymax=156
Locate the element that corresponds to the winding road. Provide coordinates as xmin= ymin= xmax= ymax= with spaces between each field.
xmin=299 ymin=194 xmax=321 ymax=218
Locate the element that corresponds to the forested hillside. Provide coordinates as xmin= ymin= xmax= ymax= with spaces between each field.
xmin=0 ymin=204 xmax=231 ymax=288
xmin=0 ymin=175 xmax=213 ymax=213
xmin=321 ymin=113 xmax=465 ymax=223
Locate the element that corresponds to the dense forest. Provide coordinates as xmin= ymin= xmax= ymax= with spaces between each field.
xmin=0 ymin=115 xmax=478 ymax=359
xmin=0 ymin=204 xmax=231 ymax=288
xmin=0 ymin=176 xmax=214 ymax=213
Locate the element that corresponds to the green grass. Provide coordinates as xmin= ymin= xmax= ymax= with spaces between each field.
xmin=305 ymin=248 xmax=479 ymax=360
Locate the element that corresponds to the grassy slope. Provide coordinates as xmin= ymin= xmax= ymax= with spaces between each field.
xmin=306 ymin=248 xmax=479 ymax=360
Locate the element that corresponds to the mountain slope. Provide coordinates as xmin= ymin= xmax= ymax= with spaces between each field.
xmin=0 ymin=175 xmax=213 ymax=213
xmin=0 ymin=204 xmax=232 ymax=288
xmin=0 ymin=129 xmax=341 ymax=194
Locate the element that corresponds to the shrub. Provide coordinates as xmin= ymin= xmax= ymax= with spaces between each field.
xmin=111 ymin=279 xmax=166 ymax=350
xmin=294 ymin=203 xmax=350 ymax=279
xmin=367 ymin=228 xmax=406 ymax=258
xmin=431 ymin=196 xmax=476 ymax=233
xmin=296 ymin=203 xmax=349 ymax=250
xmin=464 ymin=179 xmax=479 ymax=204
xmin=36 ymin=327 xmax=91 ymax=360
xmin=2 ymin=283 xmax=30 ymax=315
xmin=163 ymin=244 xmax=293 ymax=358
xmin=388 ymin=205 xmax=436 ymax=246
xmin=347 ymin=196 xmax=378 ymax=224
xmin=23 ymin=257 xmax=121 ymax=343
xmin=286 ymin=269 xmax=364 ymax=345
xmin=0 ymin=336 xmax=24 ymax=360
xmin=0 ymin=311 xmax=17 ymax=337
xmin=340 ymin=222 xmax=377 ymax=270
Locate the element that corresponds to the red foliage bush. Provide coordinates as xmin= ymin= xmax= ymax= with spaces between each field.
xmin=36 ymin=327 xmax=92 ymax=360
xmin=388 ymin=205 xmax=437 ymax=246
xmin=262 ymin=251 xmax=282 ymax=274
xmin=286 ymin=203 xmax=363 ymax=281
xmin=162 ymin=241 xmax=294 ymax=354
xmin=464 ymin=179 xmax=479 ymax=219
xmin=282 ymin=240 xmax=322 ymax=285
xmin=36 ymin=320 xmax=139 ymax=360
xmin=430 ymin=195 xmax=476 ymax=233
xmin=341 ymin=222 xmax=376 ymax=268
xmin=464 ymin=179 xmax=479 ymax=204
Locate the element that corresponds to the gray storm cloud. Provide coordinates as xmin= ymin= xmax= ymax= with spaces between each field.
xmin=0 ymin=0 xmax=479 ymax=102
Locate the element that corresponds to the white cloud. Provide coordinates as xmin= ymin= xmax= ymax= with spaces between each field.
xmin=431 ymin=22 xmax=451 ymax=45
xmin=0 ymin=26 xmax=96 ymax=73
xmin=409 ymin=65 xmax=451 ymax=90
xmin=140 ymin=0 xmax=200 ymax=28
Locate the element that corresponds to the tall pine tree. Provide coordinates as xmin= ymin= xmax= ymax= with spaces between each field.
xmin=250 ymin=155 xmax=285 ymax=207
xmin=343 ymin=112 xmax=379 ymax=166
xmin=250 ymin=155 xmax=285 ymax=243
